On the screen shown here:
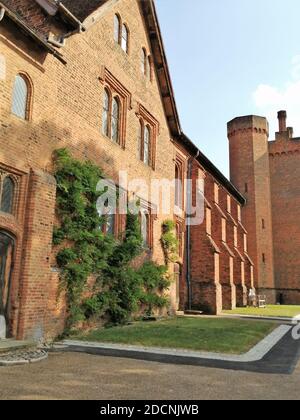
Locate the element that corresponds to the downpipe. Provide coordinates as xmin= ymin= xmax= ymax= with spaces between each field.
xmin=185 ymin=151 xmax=200 ymax=311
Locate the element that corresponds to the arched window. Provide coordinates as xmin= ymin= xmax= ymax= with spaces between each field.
xmin=121 ymin=24 xmax=129 ymax=53
xmin=11 ymin=74 xmax=31 ymax=120
xmin=102 ymin=88 xmax=110 ymax=137
xmin=175 ymin=164 xmax=180 ymax=208
xmin=0 ymin=177 xmax=15 ymax=214
xmin=106 ymin=212 xmax=115 ymax=236
xmin=138 ymin=119 xmax=143 ymax=159
xmin=114 ymin=14 xmax=121 ymax=43
xmin=111 ymin=97 xmax=120 ymax=143
xmin=141 ymin=48 xmax=147 ymax=75
xmin=147 ymin=56 xmax=152 ymax=81
xmin=140 ymin=210 xmax=149 ymax=247
xmin=143 ymin=125 xmax=151 ymax=165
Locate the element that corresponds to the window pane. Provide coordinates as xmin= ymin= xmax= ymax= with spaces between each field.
xmin=1 ymin=177 xmax=14 ymax=214
xmin=111 ymin=97 xmax=120 ymax=142
xmin=141 ymin=49 xmax=146 ymax=74
xmin=106 ymin=213 xmax=115 ymax=235
xmin=141 ymin=211 xmax=148 ymax=246
xmin=12 ymin=75 xmax=28 ymax=120
xmin=114 ymin=15 xmax=120 ymax=43
xmin=121 ymin=25 xmax=128 ymax=52
xmin=147 ymin=56 xmax=151 ymax=80
xmin=175 ymin=165 xmax=182 ymax=207
xmin=138 ymin=120 xmax=143 ymax=159
xmin=102 ymin=89 xmax=110 ymax=136
xmin=144 ymin=126 xmax=150 ymax=165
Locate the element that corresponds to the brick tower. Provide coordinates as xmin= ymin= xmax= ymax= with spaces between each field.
xmin=227 ymin=116 xmax=275 ymax=300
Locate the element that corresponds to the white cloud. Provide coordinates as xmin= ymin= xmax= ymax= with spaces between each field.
xmin=253 ymin=56 xmax=300 ymax=138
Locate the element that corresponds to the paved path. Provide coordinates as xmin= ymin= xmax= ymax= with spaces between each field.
xmin=0 ymin=352 xmax=300 ymax=400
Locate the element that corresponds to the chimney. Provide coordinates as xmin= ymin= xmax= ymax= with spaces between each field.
xmin=278 ymin=110 xmax=287 ymax=132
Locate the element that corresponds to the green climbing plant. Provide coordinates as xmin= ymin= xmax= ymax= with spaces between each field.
xmin=161 ymin=220 xmax=179 ymax=264
xmin=53 ymin=148 xmax=172 ymax=333
xmin=53 ymin=148 xmax=115 ymax=332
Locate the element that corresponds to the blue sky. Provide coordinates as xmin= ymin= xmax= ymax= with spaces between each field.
xmin=155 ymin=0 xmax=300 ymax=177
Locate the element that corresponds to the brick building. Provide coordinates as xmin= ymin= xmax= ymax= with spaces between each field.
xmin=228 ymin=111 xmax=300 ymax=305
xmin=0 ymin=0 xmax=296 ymax=342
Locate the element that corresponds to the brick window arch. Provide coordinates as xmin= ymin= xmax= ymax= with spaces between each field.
xmin=11 ymin=73 xmax=32 ymax=120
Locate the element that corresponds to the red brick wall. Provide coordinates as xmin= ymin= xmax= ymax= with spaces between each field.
xmin=0 ymin=0 xmax=177 ymax=339
xmin=269 ymin=136 xmax=300 ymax=304
xmin=189 ymin=160 xmax=252 ymax=313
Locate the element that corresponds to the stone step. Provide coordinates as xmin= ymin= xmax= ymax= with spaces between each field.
xmin=0 ymin=339 xmax=36 ymax=354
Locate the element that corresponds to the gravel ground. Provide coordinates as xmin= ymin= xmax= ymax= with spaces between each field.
xmin=0 ymin=352 xmax=299 ymax=400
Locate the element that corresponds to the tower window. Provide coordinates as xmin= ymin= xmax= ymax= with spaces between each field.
xmin=262 ymin=219 xmax=265 ymax=229
xmin=262 ymin=253 xmax=266 ymax=263
xmin=245 ymin=183 xmax=248 ymax=193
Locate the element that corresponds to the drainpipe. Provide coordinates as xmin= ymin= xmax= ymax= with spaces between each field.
xmin=56 ymin=1 xmax=85 ymax=31
xmin=0 ymin=7 xmax=5 ymax=22
xmin=186 ymin=150 xmax=200 ymax=310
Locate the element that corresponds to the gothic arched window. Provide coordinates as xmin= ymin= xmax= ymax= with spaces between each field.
xmin=121 ymin=24 xmax=129 ymax=53
xmin=102 ymin=88 xmax=110 ymax=137
xmin=114 ymin=14 xmax=121 ymax=43
xmin=0 ymin=177 xmax=15 ymax=215
xmin=11 ymin=74 xmax=31 ymax=120
xmin=143 ymin=125 xmax=151 ymax=165
xmin=141 ymin=48 xmax=147 ymax=75
xmin=111 ymin=97 xmax=120 ymax=143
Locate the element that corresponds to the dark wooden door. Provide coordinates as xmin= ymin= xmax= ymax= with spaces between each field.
xmin=0 ymin=232 xmax=14 ymax=325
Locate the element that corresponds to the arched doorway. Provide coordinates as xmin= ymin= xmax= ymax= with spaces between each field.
xmin=0 ymin=231 xmax=14 ymax=338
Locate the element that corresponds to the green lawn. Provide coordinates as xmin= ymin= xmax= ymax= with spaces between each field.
xmin=74 ymin=317 xmax=276 ymax=355
xmin=223 ymin=305 xmax=300 ymax=319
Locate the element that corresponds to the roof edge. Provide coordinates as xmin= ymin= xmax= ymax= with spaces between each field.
xmin=181 ymin=133 xmax=246 ymax=205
